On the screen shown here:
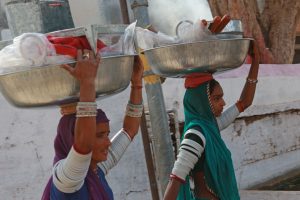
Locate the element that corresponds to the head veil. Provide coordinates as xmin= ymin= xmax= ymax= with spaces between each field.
xmin=178 ymin=74 xmax=240 ymax=200
xmin=41 ymin=109 xmax=111 ymax=200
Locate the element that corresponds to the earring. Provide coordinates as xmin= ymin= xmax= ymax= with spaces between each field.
xmin=207 ymin=83 xmax=216 ymax=115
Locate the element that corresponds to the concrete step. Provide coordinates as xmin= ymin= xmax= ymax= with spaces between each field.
xmin=240 ymin=190 xmax=300 ymax=200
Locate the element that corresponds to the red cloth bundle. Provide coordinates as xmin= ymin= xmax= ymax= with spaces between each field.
xmin=184 ymin=73 xmax=213 ymax=88
xmin=47 ymin=35 xmax=106 ymax=59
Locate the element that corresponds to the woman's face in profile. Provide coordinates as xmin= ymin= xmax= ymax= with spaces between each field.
xmin=92 ymin=122 xmax=111 ymax=162
xmin=210 ymin=84 xmax=226 ymax=117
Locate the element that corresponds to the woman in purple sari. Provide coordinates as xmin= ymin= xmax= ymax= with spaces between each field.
xmin=42 ymin=49 xmax=144 ymax=200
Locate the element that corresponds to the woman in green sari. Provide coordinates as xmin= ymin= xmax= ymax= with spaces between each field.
xmin=164 ymin=40 xmax=260 ymax=200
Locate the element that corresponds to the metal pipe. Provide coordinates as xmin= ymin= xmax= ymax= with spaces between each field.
xmin=130 ymin=0 xmax=175 ymax=197
xmin=140 ymin=110 xmax=160 ymax=200
xmin=119 ymin=0 xmax=130 ymax=24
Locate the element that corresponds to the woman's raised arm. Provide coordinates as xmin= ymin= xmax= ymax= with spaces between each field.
xmin=62 ymin=49 xmax=100 ymax=153
xmin=237 ymin=40 xmax=260 ymax=112
xmin=122 ymin=56 xmax=144 ymax=139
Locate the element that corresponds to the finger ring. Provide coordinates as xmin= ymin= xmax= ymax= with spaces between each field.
xmin=83 ymin=53 xmax=90 ymax=59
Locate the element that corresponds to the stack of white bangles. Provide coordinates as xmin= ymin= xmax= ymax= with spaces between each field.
xmin=76 ymin=102 xmax=97 ymax=118
xmin=171 ymin=128 xmax=206 ymax=182
xmin=125 ymin=101 xmax=143 ymax=118
xmin=171 ymin=103 xmax=240 ymax=182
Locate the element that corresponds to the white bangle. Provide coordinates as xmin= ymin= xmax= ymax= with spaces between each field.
xmin=247 ymin=77 xmax=258 ymax=84
xmin=77 ymin=102 xmax=97 ymax=107
xmin=125 ymin=102 xmax=143 ymax=118
xmin=76 ymin=112 xmax=97 ymax=118
xmin=76 ymin=102 xmax=97 ymax=118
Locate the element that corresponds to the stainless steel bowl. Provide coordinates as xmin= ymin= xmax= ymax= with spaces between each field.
xmin=0 ymin=24 xmax=135 ymax=107
xmin=0 ymin=55 xmax=134 ymax=107
xmin=142 ymin=38 xmax=252 ymax=77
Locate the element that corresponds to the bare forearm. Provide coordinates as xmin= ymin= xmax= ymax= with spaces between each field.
xmin=238 ymin=39 xmax=260 ymax=111
xmin=239 ymin=61 xmax=259 ymax=110
xmin=74 ymin=82 xmax=96 ymax=153
xmin=129 ymin=81 xmax=143 ymax=104
xmin=123 ymin=85 xmax=143 ymax=139
xmin=123 ymin=56 xmax=144 ymax=139
xmin=164 ymin=179 xmax=181 ymax=200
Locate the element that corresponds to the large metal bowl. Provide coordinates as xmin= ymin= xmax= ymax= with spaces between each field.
xmin=142 ymin=38 xmax=252 ymax=77
xmin=0 ymin=24 xmax=135 ymax=107
xmin=0 ymin=55 xmax=134 ymax=107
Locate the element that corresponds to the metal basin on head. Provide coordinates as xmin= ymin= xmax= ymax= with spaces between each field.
xmin=0 ymin=55 xmax=134 ymax=107
xmin=0 ymin=24 xmax=135 ymax=107
xmin=142 ymin=38 xmax=252 ymax=77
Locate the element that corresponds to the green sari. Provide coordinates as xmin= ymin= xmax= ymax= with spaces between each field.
xmin=177 ymin=82 xmax=240 ymax=200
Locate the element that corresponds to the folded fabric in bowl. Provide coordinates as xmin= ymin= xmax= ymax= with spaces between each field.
xmin=0 ymin=33 xmax=74 ymax=74
xmin=47 ymin=35 xmax=107 ymax=58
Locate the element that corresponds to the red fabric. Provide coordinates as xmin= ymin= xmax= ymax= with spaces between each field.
xmin=47 ymin=35 xmax=107 ymax=59
xmin=184 ymin=73 xmax=213 ymax=88
xmin=170 ymin=174 xmax=185 ymax=183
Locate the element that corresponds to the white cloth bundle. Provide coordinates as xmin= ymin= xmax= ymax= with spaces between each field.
xmin=135 ymin=19 xmax=218 ymax=50
xmin=99 ymin=21 xmax=137 ymax=57
xmin=0 ymin=33 xmax=73 ymax=74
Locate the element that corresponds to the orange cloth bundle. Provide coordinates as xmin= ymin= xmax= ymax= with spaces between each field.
xmin=47 ymin=35 xmax=106 ymax=59
xmin=184 ymin=73 xmax=213 ymax=88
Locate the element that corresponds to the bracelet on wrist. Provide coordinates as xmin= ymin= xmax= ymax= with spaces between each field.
xmin=246 ymin=77 xmax=258 ymax=84
xmin=126 ymin=101 xmax=143 ymax=118
xmin=76 ymin=102 xmax=97 ymax=118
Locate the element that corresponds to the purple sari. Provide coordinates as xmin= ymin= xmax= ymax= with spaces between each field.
xmin=41 ymin=109 xmax=111 ymax=200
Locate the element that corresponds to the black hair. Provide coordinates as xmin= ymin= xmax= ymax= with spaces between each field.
xmin=209 ymin=79 xmax=220 ymax=94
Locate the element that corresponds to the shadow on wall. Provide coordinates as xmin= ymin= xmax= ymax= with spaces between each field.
xmin=293 ymin=33 xmax=300 ymax=63
xmin=254 ymin=170 xmax=300 ymax=191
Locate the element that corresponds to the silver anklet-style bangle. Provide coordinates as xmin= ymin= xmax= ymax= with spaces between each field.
xmin=247 ymin=77 xmax=258 ymax=84
xmin=125 ymin=101 xmax=143 ymax=118
xmin=76 ymin=112 xmax=98 ymax=118
xmin=77 ymin=102 xmax=97 ymax=107
xmin=76 ymin=102 xmax=97 ymax=118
